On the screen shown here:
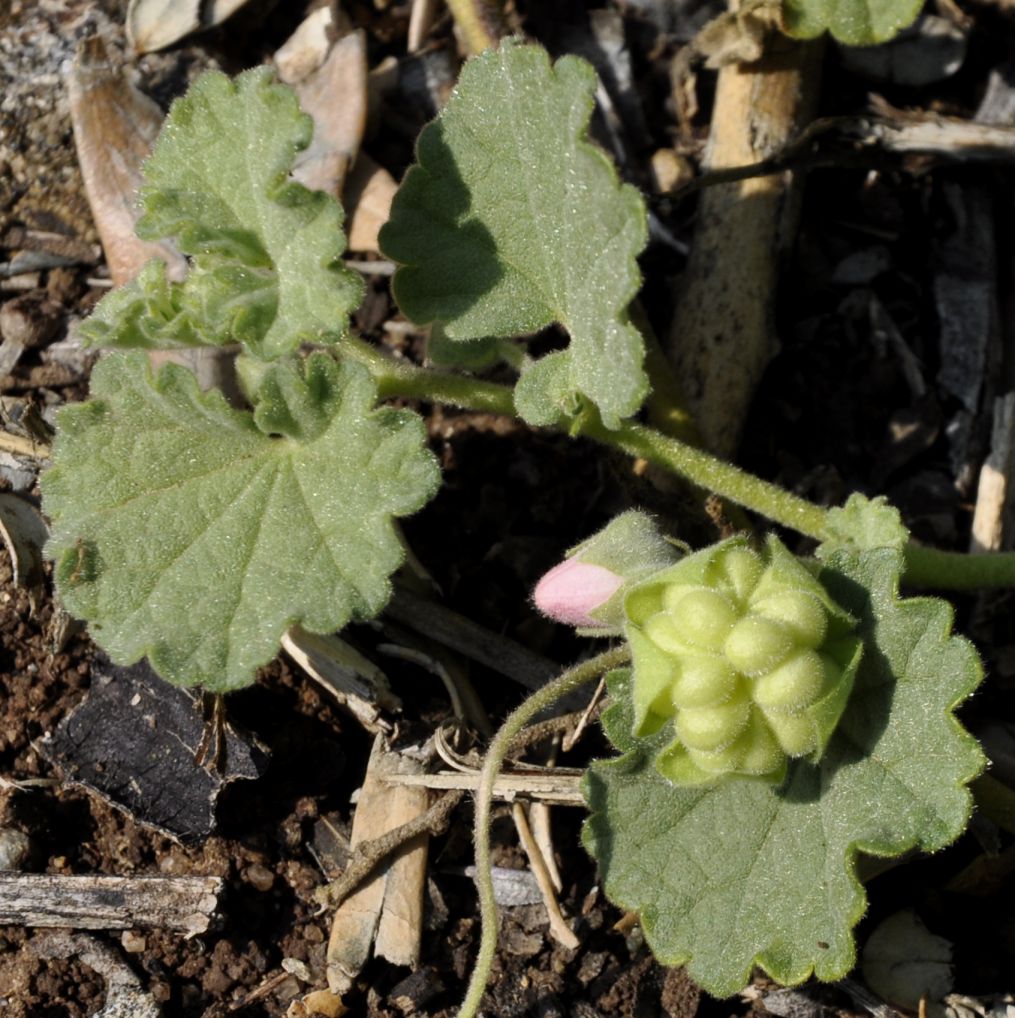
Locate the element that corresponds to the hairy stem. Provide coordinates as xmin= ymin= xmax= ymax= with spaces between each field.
xmin=458 ymin=645 xmax=631 ymax=1018
xmin=351 ymin=338 xmax=1015 ymax=590
xmin=445 ymin=0 xmax=506 ymax=55
xmin=585 ymin=417 xmax=830 ymax=539
xmin=903 ymin=544 xmax=1015 ymax=590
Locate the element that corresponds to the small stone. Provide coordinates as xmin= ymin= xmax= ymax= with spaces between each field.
xmin=245 ymin=862 xmax=275 ymax=892
xmin=0 ymin=291 xmax=62 ymax=348
xmin=120 ymin=929 xmax=147 ymax=953
xmin=649 ymin=148 xmax=692 ymax=194
xmin=0 ymin=828 xmax=31 ymax=870
xmin=281 ymin=957 xmax=312 ymax=982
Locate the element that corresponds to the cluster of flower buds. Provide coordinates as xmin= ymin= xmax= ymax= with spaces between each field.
xmin=534 ymin=517 xmax=861 ymax=786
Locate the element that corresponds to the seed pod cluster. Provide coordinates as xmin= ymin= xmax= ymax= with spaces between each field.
xmin=625 ymin=535 xmax=862 ymax=786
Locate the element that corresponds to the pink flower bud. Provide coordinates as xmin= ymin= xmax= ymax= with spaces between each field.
xmin=533 ymin=557 xmax=624 ymax=628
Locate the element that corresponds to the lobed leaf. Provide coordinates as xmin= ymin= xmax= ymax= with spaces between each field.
xmin=43 ymin=350 xmax=440 ymax=692
xmin=583 ymin=543 xmax=983 ymax=996
xmin=80 ymin=68 xmax=363 ymax=359
xmin=781 ymin=0 xmax=924 ymax=45
xmin=818 ymin=493 xmax=909 ymax=558
xmin=380 ymin=41 xmax=649 ymax=429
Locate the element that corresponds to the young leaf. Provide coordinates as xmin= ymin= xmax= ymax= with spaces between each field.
xmin=818 ymin=493 xmax=909 ymax=557
xmin=80 ymin=68 xmax=364 ymax=359
xmin=583 ymin=543 xmax=983 ymax=997
xmin=42 ymin=351 xmax=440 ymax=692
xmin=380 ymin=41 xmax=649 ymax=429
xmin=781 ymin=0 xmax=924 ymax=45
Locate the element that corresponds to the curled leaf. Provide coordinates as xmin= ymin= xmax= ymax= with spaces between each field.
xmin=80 ymin=68 xmax=363 ymax=360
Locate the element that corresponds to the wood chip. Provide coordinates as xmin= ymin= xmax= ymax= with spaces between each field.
xmin=282 ymin=626 xmax=397 ymax=735
xmin=970 ymin=393 xmax=1015 ymax=553
xmin=126 ymin=0 xmax=253 ymax=54
xmin=0 ymin=492 xmax=49 ymax=612
xmin=276 ymin=16 xmax=368 ymax=199
xmin=2 ymin=873 xmax=222 ymax=935
xmin=67 ymin=36 xmax=186 ymax=288
xmin=384 ymin=768 xmax=585 ymax=805
xmin=326 ymin=736 xmax=430 ymax=993
xmin=345 ymin=154 xmax=398 ymax=253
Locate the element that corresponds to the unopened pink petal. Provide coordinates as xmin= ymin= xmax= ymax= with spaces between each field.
xmin=533 ymin=558 xmax=624 ymax=627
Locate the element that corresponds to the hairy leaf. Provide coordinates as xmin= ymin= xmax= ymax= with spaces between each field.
xmin=43 ymin=351 xmax=439 ymax=691
xmin=80 ymin=68 xmax=363 ymax=359
xmin=782 ymin=0 xmax=924 ymax=45
xmin=427 ymin=323 xmax=505 ymax=371
xmin=380 ymin=41 xmax=649 ymax=429
xmin=818 ymin=494 xmax=909 ymax=557
xmin=583 ymin=544 xmax=983 ymax=996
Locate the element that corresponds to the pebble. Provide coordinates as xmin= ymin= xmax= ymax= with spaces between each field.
xmin=0 ymin=291 xmax=62 ymax=348
xmin=0 ymin=828 xmax=31 ymax=871
xmin=244 ymin=862 xmax=275 ymax=892
xmin=120 ymin=930 xmax=147 ymax=953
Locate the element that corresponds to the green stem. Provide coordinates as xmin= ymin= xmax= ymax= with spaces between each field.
xmin=458 ymin=645 xmax=631 ymax=1018
xmin=343 ymin=335 xmax=517 ymax=416
xmin=587 ymin=417 xmax=830 ymax=540
xmin=633 ymin=303 xmax=700 ymax=446
xmin=350 ymin=338 xmax=1015 ymax=590
xmin=903 ymin=544 xmax=1015 ymax=590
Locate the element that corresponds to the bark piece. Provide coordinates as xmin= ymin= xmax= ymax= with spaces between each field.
xmin=67 ymin=36 xmax=186 ymax=288
xmin=933 ymin=182 xmax=999 ymax=490
xmin=3 ymin=874 xmax=222 ymax=935
xmin=667 ymin=30 xmax=822 ymax=456
xmin=839 ymin=15 xmax=967 ymax=86
xmin=388 ymin=968 xmax=445 ymax=1013
xmin=276 ymin=15 xmax=368 ymax=199
xmin=38 ymin=657 xmax=267 ymax=842
xmin=326 ymin=736 xmax=429 ymax=993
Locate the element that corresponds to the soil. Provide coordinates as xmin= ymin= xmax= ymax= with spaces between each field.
xmin=3 ymin=0 xmax=1015 ymax=1016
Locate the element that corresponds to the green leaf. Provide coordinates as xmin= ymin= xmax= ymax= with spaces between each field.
xmin=426 ymin=323 xmax=504 ymax=371
xmin=782 ymin=0 xmax=924 ymax=45
xmin=583 ymin=543 xmax=983 ymax=997
xmin=818 ymin=493 xmax=909 ymax=557
xmin=79 ymin=68 xmax=364 ymax=359
xmin=380 ymin=41 xmax=649 ymax=429
xmin=42 ymin=350 xmax=440 ymax=692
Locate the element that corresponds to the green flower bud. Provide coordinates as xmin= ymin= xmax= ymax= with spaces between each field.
xmin=534 ymin=511 xmax=682 ymax=633
xmin=624 ymin=535 xmax=862 ymax=786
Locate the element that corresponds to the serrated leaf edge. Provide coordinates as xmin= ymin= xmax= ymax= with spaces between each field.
xmin=43 ymin=350 xmax=440 ymax=692
xmin=581 ymin=547 xmax=985 ymax=996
